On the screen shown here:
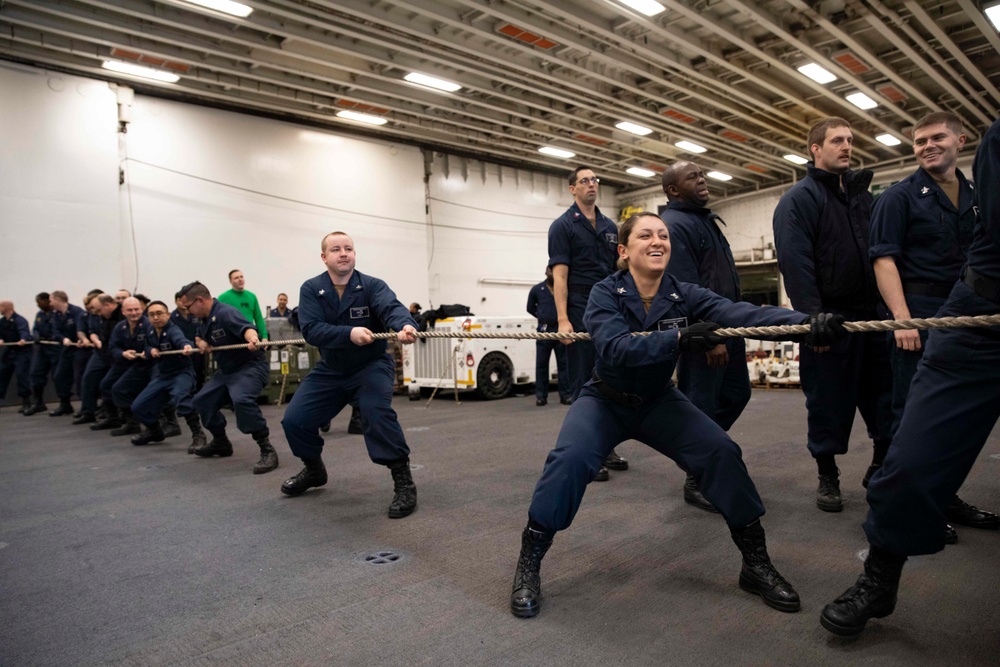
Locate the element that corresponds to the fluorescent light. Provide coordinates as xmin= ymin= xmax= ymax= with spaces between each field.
xmin=674 ymin=140 xmax=707 ymax=154
xmin=616 ymin=121 xmax=654 ymax=136
xmin=846 ymin=92 xmax=878 ymax=110
xmin=336 ymin=110 xmax=388 ymax=125
xmin=180 ymin=0 xmax=252 ymax=18
xmin=616 ymin=0 xmax=666 ymax=17
xmin=706 ymin=171 xmax=732 ymax=181
xmin=797 ymin=63 xmax=837 ymax=84
xmin=404 ymin=72 xmax=461 ymax=93
xmin=783 ymin=154 xmax=809 ymax=165
xmin=626 ymin=167 xmax=656 ymax=178
xmin=101 ymin=60 xmax=180 ymax=83
xmin=538 ymin=146 xmax=576 ymax=159
xmin=985 ymin=4 xmax=1000 ymax=31
xmin=876 ymin=134 xmax=902 ymax=147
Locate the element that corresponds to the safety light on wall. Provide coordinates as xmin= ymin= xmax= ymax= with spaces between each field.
xmin=179 ymin=0 xmax=252 ymax=18
xmin=706 ymin=171 xmax=733 ymax=181
xmin=985 ymin=3 xmax=1000 ymax=31
xmin=875 ymin=134 xmax=902 ymax=147
xmin=783 ymin=154 xmax=809 ymax=165
xmin=335 ymin=110 xmax=388 ymax=125
xmin=796 ymin=63 xmax=837 ymax=84
xmin=615 ymin=121 xmax=654 ymax=136
xmin=101 ymin=60 xmax=180 ymax=83
xmin=674 ymin=140 xmax=707 ymax=154
xmin=538 ymin=146 xmax=576 ymax=158
xmin=846 ymin=92 xmax=878 ymax=110
xmin=403 ymin=72 xmax=462 ymax=93
xmin=626 ymin=167 xmax=656 ymax=178
xmin=616 ymin=0 xmax=666 ymax=17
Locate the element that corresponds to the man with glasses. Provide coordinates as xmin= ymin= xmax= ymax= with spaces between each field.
xmin=548 ymin=166 xmax=626 ymax=481
xmin=178 ymin=281 xmax=278 ymax=475
xmin=129 ymin=300 xmax=206 ymax=450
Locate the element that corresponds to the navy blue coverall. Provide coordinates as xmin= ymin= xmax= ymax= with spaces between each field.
xmin=171 ymin=308 xmax=204 ymax=389
xmin=52 ymin=304 xmax=86 ymax=400
xmin=191 ymin=300 xmax=269 ymax=436
xmin=0 ymin=311 xmax=32 ymax=401
xmin=73 ymin=312 xmax=98 ymax=399
xmin=281 ymin=270 xmax=417 ymax=464
xmin=527 ymin=271 xmax=812 ymax=533
xmin=79 ymin=308 xmax=122 ymax=417
xmin=869 ymin=166 xmax=976 ymax=434
xmin=105 ymin=316 xmax=153 ymax=408
xmin=547 ymin=202 xmax=618 ymax=400
xmin=865 ymin=118 xmax=1000 ymax=555
xmin=664 ymin=201 xmax=749 ymax=431
xmin=526 ymin=280 xmax=570 ymax=402
xmin=131 ymin=319 xmax=196 ymax=427
xmin=29 ymin=308 xmax=60 ymax=394
xmin=773 ymin=165 xmax=893 ymax=460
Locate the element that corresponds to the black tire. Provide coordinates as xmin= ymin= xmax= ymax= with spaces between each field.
xmin=476 ymin=352 xmax=514 ymax=400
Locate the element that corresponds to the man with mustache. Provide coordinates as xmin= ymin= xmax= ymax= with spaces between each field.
xmin=773 ymin=117 xmax=893 ymax=513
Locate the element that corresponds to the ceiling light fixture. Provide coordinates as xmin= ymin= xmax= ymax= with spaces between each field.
xmin=985 ymin=3 xmax=1000 ymax=31
xmin=875 ymin=134 xmax=902 ymax=147
xmin=403 ymin=72 xmax=462 ymax=93
xmin=797 ymin=63 xmax=837 ymax=84
xmin=674 ymin=140 xmax=707 ymax=154
xmin=179 ymin=0 xmax=252 ymax=18
xmin=783 ymin=154 xmax=809 ymax=165
xmin=615 ymin=121 xmax=654 ymax=136
xmin=335 ymin=110 xmax=388 ymax=125
xmin=538 ymin=146 xmax=576 ymax=159
xmin=846 ymin=92 xmax=878 ymax=110
xmin=626 ymin=167 xmax=656 ymax=178
xmin=101 ymin=60 xmax=180 ymax=83
xmin=616 ymin=0 xmax=667 ymax=17
xmin=706 ymin=171 xmax=732 ymax=181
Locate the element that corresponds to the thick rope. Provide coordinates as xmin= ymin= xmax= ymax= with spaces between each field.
xmin=139 ymin=314 xmax=1000 ymax=355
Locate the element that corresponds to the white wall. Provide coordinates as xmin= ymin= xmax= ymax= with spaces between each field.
xmin=0 ymin=63 xmax=121 ymax=313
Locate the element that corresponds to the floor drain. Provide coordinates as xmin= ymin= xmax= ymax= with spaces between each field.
xmin=364 ymin=551 xmax=402 ymax=565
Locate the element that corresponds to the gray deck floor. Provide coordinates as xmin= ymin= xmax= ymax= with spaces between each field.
xmin=1 ymin=388 xmax=998 ymax=666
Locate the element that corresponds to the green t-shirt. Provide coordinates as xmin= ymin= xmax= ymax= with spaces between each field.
xmin=217 ymin=288 xmax=268 ymax=339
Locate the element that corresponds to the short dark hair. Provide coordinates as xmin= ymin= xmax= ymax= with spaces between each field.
xmin=134 ymin=293 xmax=150 ymax=306
xmin=87 ymin=288 xmax=103 ymax=297
xmin=277 ymin=292 xmax=288 ymax=299
xmin=660 ymin=161 xmax=695 ymax=197
xmin=147 ymin=300 xmax=169 ymax=312
xmin=179 ymin=281 xmax=211 ymax=301
xmin=228 ymin=269 xmax=242 ymax=280
xmin=568 ymin=165 xmax=595 ymax=186
xmin=50 ymin=290 xmax=68 ymax=302
xmin=807 ymin=117 xmax=850 ymax=154
xmin=913 ymin=111 xmax=963 ymax=136
xmin=97 ymin=294 xmax=116 ymax=306
xmin=36 ymin=292 xmax=50 ymax=300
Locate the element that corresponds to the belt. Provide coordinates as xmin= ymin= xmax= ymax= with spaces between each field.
xmin=568 ymin=284 xmax=593 ymax=296
xmin=591 ymin=370 xmax=647 ymax=407
xmin=903 ymin=281 xmax=953 ymax=298
xmin=963 ymin=267 xmax=1000 ymax=303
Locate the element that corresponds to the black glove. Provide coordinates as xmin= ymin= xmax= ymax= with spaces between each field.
xmin=804 ymin=313 xmax=847 ymax=347
xmin=677 ymin=322 xmax=724 ymax=353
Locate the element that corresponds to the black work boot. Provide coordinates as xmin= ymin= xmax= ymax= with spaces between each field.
xmin=348 ymin=406 xmax=363 ymax=434
xmin=820 ymin=545 xmax=906 ymax=636
xmin=131 ymin=421 xmax=166 ymax=446
xmin=945 ymin=495 xmax=1000 ymax=530
xmin=194 ymin=430 xmax=233 ymax=457
xmin=281 ymin=457 xmax=328 ymax=496
xmin=18 ymin=396 xmax=32 ymax=414
xmin=161 ymin=406 xmax=182 ymax=438
xmin=90 ymin=405 xmax=122 ymax=430
xmin=387 ymin=460 xmax=417 ymax=518
xmin=817 ymin=470 xmax=843 ymax=512
xmin=510 ymin=525 xmax=555 ymax=618
xmin=22 ymin=388 xmax=47 ymax=416
xmin=110 ymin=408 xmax=141 ymax=436
xmin=683 ymin=474 xmax=720 ymax=513
xmin=594 ymin=464 xmax=609 ymax=482
xmin=49 ymin=398 xmax=74 ymax=417
xmin=72 ymin=411 xmax=96 ymax=425
xmin=252 ymin=428 xmax=279 ymax=474
xmin=604 ymin=448 xmax=628 ymax=471
xmin=861 ymin=463 xmax=882 ymax=489
xmin=730 ymin=520 xmax=801 ymax=613
xmin=185 ymin=413 xmax=206 ymax=454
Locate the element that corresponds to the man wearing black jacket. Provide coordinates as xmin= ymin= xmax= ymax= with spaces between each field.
xmin=773 ymin=117 xmax=893 ymax=513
